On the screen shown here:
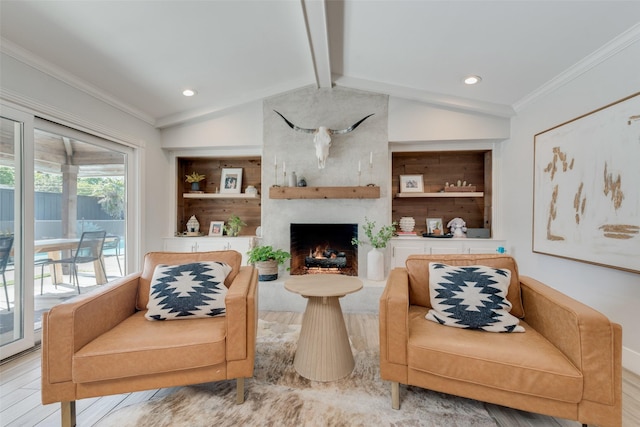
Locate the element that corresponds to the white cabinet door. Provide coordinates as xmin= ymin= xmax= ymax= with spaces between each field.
xmin=163 ymin=238 xmax=197 ymax=252
xmin=464 ymin=240 xmax=507 ymax=254
xmin=390 ymin=241 xmax=424 ymax=268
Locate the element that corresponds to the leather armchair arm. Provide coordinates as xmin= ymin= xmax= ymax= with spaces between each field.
xmin=519 ymin=275 xmax=620 ymax=406
xmin=379 ymin=268 xmax=410 ymax=368
xmin=226 ymin=266 xmax=258 ymax=362
xmin=41 ymin=274 xmax=140 ymax=402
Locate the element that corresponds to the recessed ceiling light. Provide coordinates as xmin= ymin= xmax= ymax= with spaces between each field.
xmin=463 ymin=75 xmax=482 ymax=85
xmin=182 ymin=89 xmax=197 ymax=97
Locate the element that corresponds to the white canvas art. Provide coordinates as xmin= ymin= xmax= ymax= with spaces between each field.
xmin=533 ymin=93 xmax=640 ymax=273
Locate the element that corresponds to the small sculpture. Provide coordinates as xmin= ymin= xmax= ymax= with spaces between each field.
xmin=447 ymin=217 xmax=467 ymax=238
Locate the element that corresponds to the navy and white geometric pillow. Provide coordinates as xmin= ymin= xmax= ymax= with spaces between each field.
xmin=425 ymin=262 xmax=524 ymax=333
xmin=145 ymin=261 xmax=232 ymax=321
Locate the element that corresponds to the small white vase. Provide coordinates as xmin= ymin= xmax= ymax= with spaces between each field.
xmin=367 ymin=248 xmax=385 ymax=281
xmin=399 ymin=217 xmax=415 ymax=233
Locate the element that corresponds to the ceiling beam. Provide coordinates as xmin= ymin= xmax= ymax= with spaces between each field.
xmin=301 ymin=0 xmax=332 ymax=89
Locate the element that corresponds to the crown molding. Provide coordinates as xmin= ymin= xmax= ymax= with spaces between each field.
xmin=333 ymin=75 xmax=515 ymax=118
xmin=513 ymin=23 xmax=640 ymax=112
xmin=1 ymin=37 xmax=156 ymax=126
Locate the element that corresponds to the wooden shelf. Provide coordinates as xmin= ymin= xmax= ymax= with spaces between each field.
xmin=269 ymin=186 xmax=380 ymax=199
xmin=395 ymin=192 xmax=484 ymax=198
xmin=183 ymin=193 xmax=259 ymax=199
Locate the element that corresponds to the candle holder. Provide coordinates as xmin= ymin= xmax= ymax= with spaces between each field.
xmin=283 ymin=170 xmax=287 ymax=187
xmin=358 ymin=170 xmax=362 ymax=186
xmin=273 ymin=164 xmax=279 ymax=187
xmin=367 ymin=162 xmax=374 ymax=186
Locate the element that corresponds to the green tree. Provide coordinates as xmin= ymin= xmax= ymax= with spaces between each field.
xmin=0 ymin=166 xmax=15 ymax=186
xmin=93 ymin=178 xmax=125 ymax=219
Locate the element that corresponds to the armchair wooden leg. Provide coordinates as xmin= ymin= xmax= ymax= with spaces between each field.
xmin=391 ymin=381 xmax=400 ymax=410
xmin=61 ymin=401 xmax=76 ymax=427
xmin=236 ymin=377 xmax=245 ymax=404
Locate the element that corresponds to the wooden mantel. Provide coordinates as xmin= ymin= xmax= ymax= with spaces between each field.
xmin=269 ymin=186 xmax=380 ymax=200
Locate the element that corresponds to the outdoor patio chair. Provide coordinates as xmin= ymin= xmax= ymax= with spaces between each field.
xmin=40 ymin=231 xmax=107 ymax=294
xmin=1 ymin=236 xmax=14 ymax=310
xmin=102 ymin=234 xmax=123 ymax=276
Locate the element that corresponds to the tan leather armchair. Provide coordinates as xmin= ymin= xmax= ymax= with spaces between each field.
xmin=41 ymin=251 xmax=258 ymax=427
xmin=380 ymin=254 xmax=622 ymax=427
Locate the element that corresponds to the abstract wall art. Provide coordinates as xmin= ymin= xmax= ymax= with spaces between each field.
xmin=533 ymin=93 xmax=640 ymax=273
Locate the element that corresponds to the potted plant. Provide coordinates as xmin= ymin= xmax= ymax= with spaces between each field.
xmin=224 ymin=214 xmax=246 ymax=237
xmin=247 ymin=245 xmax=291 ymax=281
xmin=185 ymin=171 xmax=205 ymax=192
xmin=351 ymin=217 xmax=397 ymax=281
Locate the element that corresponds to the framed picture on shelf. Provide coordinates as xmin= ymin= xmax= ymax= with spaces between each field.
xmin=426 ymin=218 xmax=444 ymax=235
xmin=220 ymin=168 xmax=243 ymax=194
xmin=399 ymin=174 xmax=424 ymax=193
xmin=209 ymin=221 xmax=224 ymax=237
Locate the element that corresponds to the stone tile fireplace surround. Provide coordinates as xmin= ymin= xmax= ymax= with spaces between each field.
xmin=259 ymin=87 xmax=389 ymax=312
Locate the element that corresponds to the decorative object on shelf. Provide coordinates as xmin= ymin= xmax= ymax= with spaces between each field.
xmin=399 ymin=217 xmax=416 ymax=233
xmin=224 ymin=214 xmax=246 ymax=237
xmin=208 ymin=221 xmax=224 ymax=237
xmin=245 ymin=185 xmax=258 ymax=196
xmin=426 ymin=218 xmax=444 ymax=235
xmin=288 ymin=171 xmax=297 ymax=187
xmin=220 ymin=168 xmax=242 ymax=194
xmin=444 ymin=182 xmax=477 ymax=192
xmin=186 ymin=215 xmax=200 ymax=234
xmin=399 ymin=175 xmax=424 ymax=193
xmin=351 ymin=217 xmax=398 ymax=281
xmin=247 ymin=245 xmax=291 ymax=281
xmin=273 ymin=110 xmax=375 ymax=169
xmin=185 ymin=171 xmax=205 ymax=192
xmin=447 ymin=217 xmax=467 ymax=238
xmin=297 ymin=176 xmax=307 ymax=187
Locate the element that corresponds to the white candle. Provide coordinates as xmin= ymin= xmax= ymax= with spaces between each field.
xmin=369 ymin=151 xmax=373 ymax=166
xmin=358 ymin=161 xmax=361 ymax=172
xmin=283 ymin=161 xmax=286 ymax=174
xmin=274 ymin=155 xmax=277 ymax=166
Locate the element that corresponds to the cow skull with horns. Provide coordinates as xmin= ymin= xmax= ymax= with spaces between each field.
xmin=274 ymin=110 xmax=374 ymax=169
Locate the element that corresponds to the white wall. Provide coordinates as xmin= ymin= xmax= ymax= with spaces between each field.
xmin=502 ymin=40 xmax=640 ymax=374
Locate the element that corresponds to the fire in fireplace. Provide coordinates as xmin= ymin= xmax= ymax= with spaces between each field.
xmin=290 ymin=223 xmax=358 ymax=276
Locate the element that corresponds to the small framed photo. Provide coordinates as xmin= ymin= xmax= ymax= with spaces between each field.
xmin=220 ymin=168 xmax=243 ymax=194
xmin=426 ymin=218 xmax=444 ymax=235
xmin=399 ymin=174 xmax=424 ymax=193
xmin=209 ymin=221 xmax=224 ymax=237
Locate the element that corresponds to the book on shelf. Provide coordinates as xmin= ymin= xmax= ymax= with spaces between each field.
xmin=396 ymin=231 xmax=418 ymax=237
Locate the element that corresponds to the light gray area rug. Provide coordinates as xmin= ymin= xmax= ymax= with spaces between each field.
xmin=97 ymin=320 xmax=497 ymax=426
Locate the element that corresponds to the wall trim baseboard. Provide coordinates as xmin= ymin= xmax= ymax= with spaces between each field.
xmin=623 ymin=346 xmax=640 ymax=376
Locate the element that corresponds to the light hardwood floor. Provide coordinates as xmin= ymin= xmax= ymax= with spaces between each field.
xmin=1 ymin=311 xmax=638 ymax=426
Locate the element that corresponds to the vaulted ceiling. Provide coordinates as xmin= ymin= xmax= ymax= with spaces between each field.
xmin=2 ymin=1 xmax=640 ymax=129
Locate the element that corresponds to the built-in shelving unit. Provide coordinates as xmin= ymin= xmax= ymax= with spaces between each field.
xmin=392 ymin=150 xmax=492 ymax=235
xmin=395 ymin=192 xmax=484 ymax=198
xmin=176 ymin=156 xmax=261 ymax=235
xmin=183 ymin=193 xmax=259 ymax=199
xmin=269 ymin=186 xmax=380 ymax=200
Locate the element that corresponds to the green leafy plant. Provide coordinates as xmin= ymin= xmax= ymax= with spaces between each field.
xmin=224 ymin=214 xmax=246 ymax=237
xmin=351 ymin=217 xmax=398 ymax=249
xmin=185 ymin=171 xmax=205 ymax=183
xmin=247 ymin=245 xmax=291 ymax=265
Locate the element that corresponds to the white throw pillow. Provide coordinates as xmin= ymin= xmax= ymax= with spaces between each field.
xmin=426 ymin=262 xmax=524 ymax=333
xmin=146 ymin=261 xmax=232 ymax=321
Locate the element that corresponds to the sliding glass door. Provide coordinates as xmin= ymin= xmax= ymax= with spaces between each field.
xmin=33 ymin=120 xmax=131 ymax=328
xmin=0 ymin=106 xmax=35 ymax=358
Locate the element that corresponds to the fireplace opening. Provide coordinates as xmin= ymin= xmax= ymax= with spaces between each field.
xmin=290 ymin=223 xmax=358 ymax=276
